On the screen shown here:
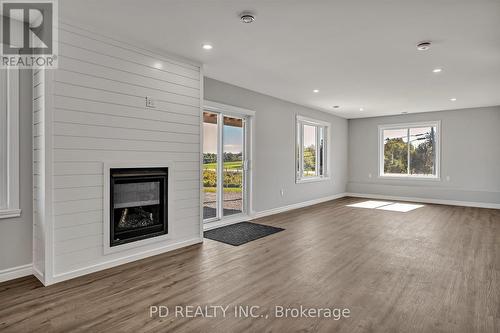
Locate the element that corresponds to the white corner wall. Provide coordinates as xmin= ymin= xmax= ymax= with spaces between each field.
xmin=347 ymin=106 xmax=500 ymax=207
xmin=34 ymin=22 xmax=203 ymax=285
xmin=33 ymin=68 xmax=46 ymax=281
xmin=204 ymin=78 xmax=348 ymax=213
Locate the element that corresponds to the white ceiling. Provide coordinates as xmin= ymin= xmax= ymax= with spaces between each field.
xmin=60 ymin=0 xmax=500 ymax=118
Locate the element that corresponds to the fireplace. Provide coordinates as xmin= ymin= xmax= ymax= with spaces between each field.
xmin=110 ymin=167 xmax=168 ymax=247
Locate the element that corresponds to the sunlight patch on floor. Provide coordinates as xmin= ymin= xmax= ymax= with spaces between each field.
xmin=376 ymin=202 xmax=424 ymax=212
xmin=347 ymin=200 xmax=424 ymax=212
xmin=347 ymin=200 xmax=394 ymax=209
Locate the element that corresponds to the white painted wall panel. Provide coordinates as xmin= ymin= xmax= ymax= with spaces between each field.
xmin=54 ymin=71 xmax=199 ymax=106
xmin=52 ymin=136 xmax=199 ymax=153
xmin=34 ymin=23 xmax=202 ymax=284
xmin=53 ymin=83 xmax=198 ymax=115
xmin=54 ymin=108 xmax=198 ymax=134
xmin=57 ymin=57 xmax=200 ymax=98
xmin=53 ymin=186 xmax=102 ymax=202
xmin=53 ymin=162 xmax=102 ymax=176
xmin=53 ymin=96 xmax=200 ymax=124
xmin=54 ymin=210 xmax=101 ymax=229
xmin=54 ymin=223 xmax=101 ymax=242
xmin=56 ymin=28 xmax=199 ymax=78
xmin=53 ymin=150 xmax=198 ymax=163
xmin=53 ymin=122 xmax=199 ymax=144
xmin=58 ymin=43 xmax=199 ymax=88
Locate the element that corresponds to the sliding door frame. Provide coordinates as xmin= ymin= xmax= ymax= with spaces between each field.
xmin=216 ymin=112 xmax=224 ymax=221
xmin=202 ymin=101 xmax=255 ymax=229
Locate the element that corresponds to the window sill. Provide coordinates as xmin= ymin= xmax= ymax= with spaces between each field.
xmin=296 ymin=176 xmax=330 ymax=184
xmin=0 ymin=209 xmax=21 ymax=219
xmin=378 ymin=174 xmax=441 ymax=181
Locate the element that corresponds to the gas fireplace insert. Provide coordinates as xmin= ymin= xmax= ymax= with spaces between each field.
xmin=109 ymin=167 xmax=168 ymax=247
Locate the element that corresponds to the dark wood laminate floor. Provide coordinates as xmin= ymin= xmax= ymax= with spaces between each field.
xmin=1 ymin=197 xmax=499 ymax=332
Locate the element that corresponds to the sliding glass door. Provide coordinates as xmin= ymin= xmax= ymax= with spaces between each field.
xmin=222 ymin=116 xmax=244 ymax=217
xmin=203 ymin=112 xmax=247 ymax=222
xmin=202 ymin=112 xmax=218 ymax=220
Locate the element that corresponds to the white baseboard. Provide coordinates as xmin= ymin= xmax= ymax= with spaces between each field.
xmin=346 ymin=192 xmax=500 ymax=209
xmin=203 ymin=193 xmax=347 ymax=230
xmin=0 ymin=264 xmax=32 ymax=283
xmin=48 ymin=237 xmax=203 ymax=286
xmin=32 ymin=266 xmax=44 ymax=283
xmin=251 ymin=192 xmax=347 ymax=219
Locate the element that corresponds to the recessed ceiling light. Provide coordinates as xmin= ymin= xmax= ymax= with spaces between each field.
xmin=332 ymin=105 xmax=340 ymax=109
xmin=202 ymin=44 xmax=213 ymax=50
xmin=416 ymin=41 xmax=432 ymax=51
xmin=432 ymin=68 xmax=442 ymax=73
xmin=153 ymin=62 xmax=163 ymax=69
xmin=450 ymin=98 xmax=457 ymax=101
xmin=313 ymin=89 xmax=319 ymax=93
xmin=359 ymin=108 xmax=364 ymax=111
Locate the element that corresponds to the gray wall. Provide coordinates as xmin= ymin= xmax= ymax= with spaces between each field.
xmin=348 ymin=106 xmax=500 ymax=205
xmin=204 ymin=78 xmax=348 ymax=213
xmin=0 ymin=69 xmax=33 ymax=271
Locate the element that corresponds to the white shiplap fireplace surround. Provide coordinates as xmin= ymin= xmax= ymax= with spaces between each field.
xmin=33 ymin=23 xmax=203 ymax=285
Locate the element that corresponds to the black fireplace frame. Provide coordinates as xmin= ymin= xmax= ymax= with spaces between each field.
xmin=109 ymin=167 xmax=168 ymax=247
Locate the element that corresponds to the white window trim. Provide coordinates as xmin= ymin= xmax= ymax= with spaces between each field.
xmin=296 ymin=115 xmax=330 ymax=184
xmin=0 ymin=69 xmax=20 ymax=219
xmin=378 ymin=120 xmax=441 ymax=181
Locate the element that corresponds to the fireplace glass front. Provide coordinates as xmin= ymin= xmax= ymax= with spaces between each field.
xmin=110 ymin=168 xmax=168 ymax=246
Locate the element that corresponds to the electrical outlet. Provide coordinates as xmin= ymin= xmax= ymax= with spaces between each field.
xmin=146 ymin=96 xmax=155 ymax=108
xmin=368 ymin=173 xmax=372 ymax=179
xmin=280 ymin=189 xmax=284 ymax=197
xmin=446 ymin=175 xmax=451 ymax=181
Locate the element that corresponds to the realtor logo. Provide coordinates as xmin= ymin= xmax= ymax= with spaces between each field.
xmin=1 ymin=0 xmax=58 ymax=68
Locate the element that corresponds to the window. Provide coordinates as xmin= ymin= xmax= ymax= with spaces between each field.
xmin=296 ymin=115 xmax=329 ymax=183
xmin=379 ymin=121 xmax=440 ymax=179
xmin=0 ymin=68 xmax=20 ymax=219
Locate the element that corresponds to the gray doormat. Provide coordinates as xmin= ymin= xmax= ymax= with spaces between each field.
xmin=204 ymin=222 xmax=284 ymax=246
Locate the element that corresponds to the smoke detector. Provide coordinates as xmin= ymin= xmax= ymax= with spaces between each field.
xmin=240 ymin=13 xmax=255 ymax=23
xmin=416 ymin=41 xmax=432 ymax=51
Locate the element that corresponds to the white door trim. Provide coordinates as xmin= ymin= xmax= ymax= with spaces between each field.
xmin=202 ymin=101 xmax=255 ymax=226
xmin=204 ymin=100 xmax=256 ymax=117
